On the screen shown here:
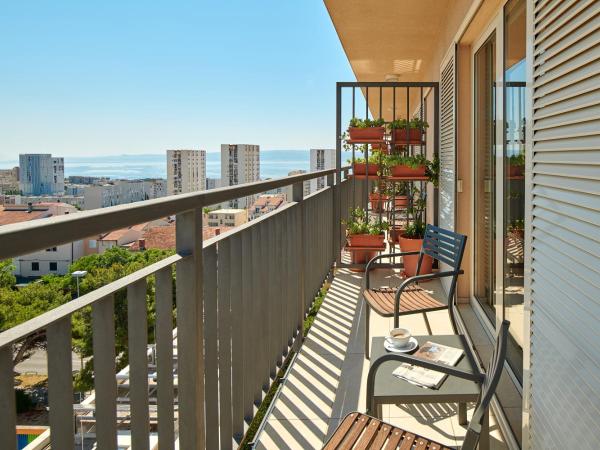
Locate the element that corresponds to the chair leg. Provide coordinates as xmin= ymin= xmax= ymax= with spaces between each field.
xmin=479 ymin=408 xmax=490 ymax=450
xmin=365 ymin=303 xmax=370 ymax=359
xmin=458 ymin=402 xmax=467 ymax=425
xmin=423 ymin=312 xmax=432 ymax=335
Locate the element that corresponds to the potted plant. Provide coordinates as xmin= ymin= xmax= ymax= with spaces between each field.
xmin=426 ymin=155 xmax=440 ymax=187
xmin=508 ymin=218 xmax=525 ymax=239
xmin=349 ymin=147 xmax=383 ymax=176
xmin=398 ymin=189 xmax=433 ymax=276
xmin=385 ymin=153 xmax=428 ymax=178
xmin=508 ymin=152 xmax=525 ymax=178
xmin=390 ymin=118 xmax=429 ymax=144
xmin=347 ymin=117 xmax=386 ymax=141
xmin=369 ymin=185 xmax=389 ymax=213
xmin=343 ymin=208 xmax=389 ymax=267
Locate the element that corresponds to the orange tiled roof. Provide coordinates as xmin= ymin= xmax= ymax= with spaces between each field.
xmin=0 ymin=207 xmax=51 ymax=226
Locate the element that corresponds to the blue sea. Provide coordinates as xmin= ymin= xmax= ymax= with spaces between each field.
xmin=0 ymin=150 xmax=353 ymax=180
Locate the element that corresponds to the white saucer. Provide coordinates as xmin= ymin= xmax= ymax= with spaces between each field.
xmin=384 ymin=336 xmax=419 ymax=353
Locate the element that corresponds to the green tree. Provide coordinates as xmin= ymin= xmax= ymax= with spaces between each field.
xmin=0 ymin=282 xmax=71 ymax=365
xmin=0 ymin=259 xmax=16 ymax=288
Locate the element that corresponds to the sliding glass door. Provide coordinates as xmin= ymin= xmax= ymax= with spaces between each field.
xmin=503 ymin=0 xmax=526 ymax=384
xmin=471 ymin=0 xmax=526 ymax=384
xmin=473 ymin=32 xmax=498 ymax=324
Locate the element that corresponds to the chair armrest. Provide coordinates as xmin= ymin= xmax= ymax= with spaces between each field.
xmin=366 ymin=352 xmax=483 ymax=414
xmin=365 ymin=251 xmax=421 ymax=288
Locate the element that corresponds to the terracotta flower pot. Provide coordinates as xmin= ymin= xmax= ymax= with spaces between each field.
xmin=347 ymin=233 xmax=385 ymax=248
xmin=394 ymin=195 xmax=408 ymax=208
xmin=353 ymin=162 xmax=380 ymax=176
xmin=398 ymin=234 xmax=433 ymax=277
xmin=369 ymin=193 xmax=389 ymax=212
xmin=393 ymin=128 xmax=423 ymax=144
xmin=389 ymin=226 xmax=406 ymax=243
xmin=390 ymin=164 xmax=427 ymax=178
xmin=348 ymin=126 xmax=386 ymax=141
xmin=508 ymin=164 xmax=524 ymax=178
xmin=371 ymin=143 xmax=389 ymax=154
xmin=350 ymin=249 xmax=378 ymax=271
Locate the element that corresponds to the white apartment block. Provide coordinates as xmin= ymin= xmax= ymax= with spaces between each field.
xmin=206 ymin=208 xmax=248 ymax=227
xmin=0 ymin=203 xmax=85 ymax=277
xmin=19 ymin=154 xmax=64 ymax=196
xmin=309 ymin=148 xmax=335 ymax=193
xmin=83 ymin=180 xmax=166 ymax=210
xmin=220 ymin=144 xmax=260 ymax=208
xmin=167 ymin=149 xmax=206 ymax=195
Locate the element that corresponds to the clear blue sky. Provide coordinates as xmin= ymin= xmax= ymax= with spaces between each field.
xmin=0 ymin=1 xmax=354 ymax=160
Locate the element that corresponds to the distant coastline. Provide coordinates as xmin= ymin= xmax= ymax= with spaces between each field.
xmin=0 ymin=150 xmax=351 ymax=180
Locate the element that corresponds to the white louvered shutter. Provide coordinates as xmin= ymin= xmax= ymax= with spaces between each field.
xmin=438 ymin=47 xmax=457 ymax=292
xmin=439 ymin=47 xmax=456 ymax=233
xmin=530 ymin=0 xmax=600 ymax=448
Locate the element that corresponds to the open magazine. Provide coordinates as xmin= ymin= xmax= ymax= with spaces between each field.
xmin=392 ymin=341 xmax=463 ymax=389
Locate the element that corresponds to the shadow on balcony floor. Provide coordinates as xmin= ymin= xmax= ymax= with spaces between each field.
xmin=255 ymin=267 xmax=509 ymax=450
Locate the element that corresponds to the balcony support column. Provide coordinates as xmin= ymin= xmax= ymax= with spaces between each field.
xmin=293 ymin=182 xmax=305 ymax=351
xmin=0 ymin=345 xmax=16 ymax=450
xmin=176 ymin=208 xmax=205 ymax=450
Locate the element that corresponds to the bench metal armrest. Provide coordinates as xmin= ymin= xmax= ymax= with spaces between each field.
xmin=365 ymin=251 xmax=421 ymax=289
xmin=366 ymin=352 xmax=483 ymax=414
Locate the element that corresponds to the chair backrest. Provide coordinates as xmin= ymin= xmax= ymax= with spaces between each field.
xmin=461 ymin=320 xmax=510 ymax=450
xmin=418 ymin=224 xmax=468 ymax=273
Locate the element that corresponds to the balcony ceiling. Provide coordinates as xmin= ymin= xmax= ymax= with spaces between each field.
xmin=325 ymin=0 xmax=465 ymax=81
xmin=324 ymin=0 xmax=479 ymax=118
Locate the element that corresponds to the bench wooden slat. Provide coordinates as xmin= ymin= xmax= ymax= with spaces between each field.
xmin=323 ymin=413 xmax=358 ymax=450
xmin=370 ymin=422 xmax=393 ymax=449
xmin=324 ymin=414 xmax=450 ymax=450
xmin=354 ymin=417 xmax=381 ymax=449
xmin=338 ymin=413 xmax=370 ymax=449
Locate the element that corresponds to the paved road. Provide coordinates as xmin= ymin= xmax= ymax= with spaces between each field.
xmin=15 ymin=349 xmax=84 ymax=375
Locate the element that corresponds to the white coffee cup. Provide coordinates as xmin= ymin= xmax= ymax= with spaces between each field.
xmin=388 ymin=327 xmax=411 ymax=348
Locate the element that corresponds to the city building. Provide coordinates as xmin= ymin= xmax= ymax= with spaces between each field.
xmin=248 ymin=194 xmax=285 ymax=220
xmin=206 ymin=208 xmax=248 ymax=227
xmin=282 ymin=169 xmax=310 ymax=201
xmin=14 ymin=194 xmax=84 ymax=210
xmin=310 ymin=148 xmax=335 ymax=193
xmin=166 ymin=149 xmax=206 ymax=195
xmin=66 ymin=175 xmax=108 ymax=185
xmin=18 ymin=154 xmax=64 ymax=196
xmin=96 ymin=223 xmax=149 ymax=253
xmin=220 ymin=144 xmax=260 ymax=208
xmin=0 ymin=202 xmax=84 ymax=277
xmin=0 ymin=167 xmax=19 ymax=194
xmin=206 ymin=177 xmax=220 ymax=190
xmin=83 ymin=179 xmax=166 ymax=210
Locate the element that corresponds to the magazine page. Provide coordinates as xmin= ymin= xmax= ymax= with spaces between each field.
xmin=392 ymin=341 xmax=464 ymax=389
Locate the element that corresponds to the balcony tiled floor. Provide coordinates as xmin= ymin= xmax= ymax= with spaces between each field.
xmin=256 ymin=267 xmax=509 ymax=449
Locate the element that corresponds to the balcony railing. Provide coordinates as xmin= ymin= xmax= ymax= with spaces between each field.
xmin=0 ymin=168 xmax=353 ymax=450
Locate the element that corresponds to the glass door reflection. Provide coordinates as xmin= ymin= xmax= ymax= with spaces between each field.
xmin=474 ymin=33 xmax=498 ymax=324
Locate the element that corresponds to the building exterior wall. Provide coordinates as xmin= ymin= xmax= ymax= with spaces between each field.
xmin=83 ymin=180 xmax=164 ymax=210
xmin=526 ymin=1 xmax=600 ymax=448
xmin=220 ymin=144 xmax=260 ymax=208
xmin=14 ymin=241 xmax=83 ymax=277
xmin=206 ymin=209 xmax=247 ymax=227
xmin=310 ymin=149 xmax=335 ymax=193
xmin=166 ymin=149 xmax=206 ymax=196
xmin=19 ymin=154 xmax=64 ymax=195
xmin=0 ymin=167 xmax=19 ymax=194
